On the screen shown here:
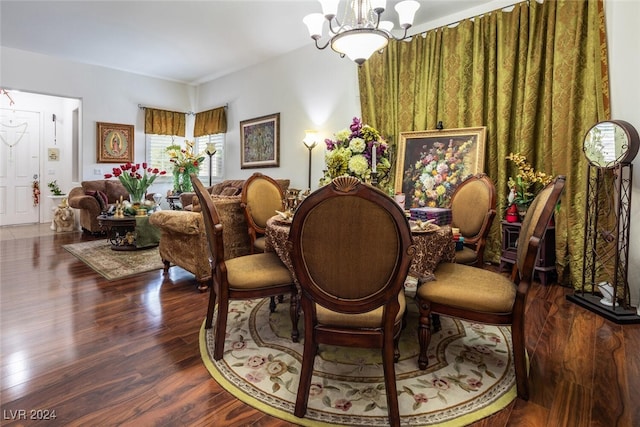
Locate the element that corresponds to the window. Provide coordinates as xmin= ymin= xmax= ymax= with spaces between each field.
xmin=146 ymin=134 xmax=177 ymax=173
xmin=146 ymin=133 xmax=225 ymax=181
xmin=195 ymin=133 xmax=225 ymax=182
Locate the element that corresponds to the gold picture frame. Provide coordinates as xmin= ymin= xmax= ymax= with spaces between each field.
xmin=240 ymin=113 xmax=280 ymax=169
xmin=395 ymin=127 xmax=486 ymax=208
xmin=96 ymin=122 xmax=134 ymax=163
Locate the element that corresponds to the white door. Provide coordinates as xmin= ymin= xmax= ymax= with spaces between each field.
xmin=0 ymin=109 xmax=41 ymax=226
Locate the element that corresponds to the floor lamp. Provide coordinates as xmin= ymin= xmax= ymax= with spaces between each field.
xmin=205 ymin=143 xmax=217 ymax=186
xmin=303 ymin=130 xmax=318 ymax=190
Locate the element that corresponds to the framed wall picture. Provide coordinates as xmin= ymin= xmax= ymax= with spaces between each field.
xmin=96 ymin=122 xmax=134 ymax=163
xmin=395 ymin=127 xmax=486 ymax=208
xmin=240 ymin=113 xmax=280 ymax=169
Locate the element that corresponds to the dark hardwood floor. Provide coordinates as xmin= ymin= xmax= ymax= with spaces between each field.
xmin=1 ymin=228 xmax=638 ymax=426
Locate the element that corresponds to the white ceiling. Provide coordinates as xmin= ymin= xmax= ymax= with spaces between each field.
xmin=1 ymin=0 xmax=497 ymax=85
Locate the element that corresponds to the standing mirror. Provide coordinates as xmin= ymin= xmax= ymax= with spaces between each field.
xmin=569 ymin=120 xmax=640 ymax=323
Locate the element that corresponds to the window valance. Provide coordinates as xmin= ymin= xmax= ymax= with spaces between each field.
xmin=144 ymin=108 xmax=186 ymax=136
xmin=194 ymin=106 xmax=227 ymax=137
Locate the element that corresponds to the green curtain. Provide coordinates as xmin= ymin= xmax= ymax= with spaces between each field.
xmin=359 ymin=0 xmax=609 ymax=288
xmin=194 ymin=106 xmax=227 ymax=137
xmin=144 ymin=108 xmax=186 ymax=136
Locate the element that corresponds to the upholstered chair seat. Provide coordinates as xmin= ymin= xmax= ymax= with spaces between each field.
xmin=418 ymin=263 xmax=515 ymax=313
xmin=252 ymin=236 xmax=267 ymax=252
xmin=224 ymin=253 xmax=293 ymax=289
xmin=452 ymin=246 xmax=478 ymax=265
xmin=315 ymin=292 xmax=406 ymax=328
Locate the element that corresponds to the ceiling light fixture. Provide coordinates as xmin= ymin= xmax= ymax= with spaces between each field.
xmin=303 ymin=0 xmax=420 ymax=65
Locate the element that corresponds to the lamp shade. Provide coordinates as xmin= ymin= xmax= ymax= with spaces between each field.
xmin=303 ymin=13 xmax=325 ymax=38
xmin=205 ymin=143 xmax=217 ymax=156
xmin=331 ymin=29 xmax=388 ymax=65
xmin=395 ymin=0 xmax=420 ymax=28
xmin=303 ymin=130 xmax=318 ymax=149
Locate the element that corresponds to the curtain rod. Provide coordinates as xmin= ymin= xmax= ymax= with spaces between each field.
xmin=138 ymin=103 xmax=228 ymax=116
xmin=414 ymin=0 xmax=527 ymax=37
xmin=137 ymin=104 xmax=195 ymax=115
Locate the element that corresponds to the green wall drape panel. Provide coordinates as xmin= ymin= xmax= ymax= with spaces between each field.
xmin=144 ymin=108 xmax=186 ymax=136
xmin=194 ymin=107 xmax=227 ymax=137
xmin=358 ymin=0 xmax=609 ymax=288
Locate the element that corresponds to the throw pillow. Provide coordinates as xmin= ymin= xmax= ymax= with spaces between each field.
xmin=220 ymin=187 xmax=240 ymax=196
xmin=85 ymin=190 xmax=108 ymax=212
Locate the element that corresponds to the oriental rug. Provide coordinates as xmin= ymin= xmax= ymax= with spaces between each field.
xmin=200 ymin=293 xmax=517 ymax=426
xmin=63 ymin=239 xmax=163 ymax=280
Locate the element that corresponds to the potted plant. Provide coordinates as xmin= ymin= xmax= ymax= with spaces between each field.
xmin=506 ymin=153 xmax=552 ymax=220
xmin=47 ymin=180 xmax=65 ymax=196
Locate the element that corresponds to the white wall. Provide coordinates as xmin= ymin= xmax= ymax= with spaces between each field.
xmin=196 ymin=44 xmax=361 ymax=191
xmin=606 ymin=0 xmax=640 ymax=307
xmin=1 ymin=46 xmax=193 ymax=188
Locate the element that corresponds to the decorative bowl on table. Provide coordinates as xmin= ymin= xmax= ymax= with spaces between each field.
xmin=409 ymin=219 xmax=438 ymax=233
xmin=274 ymin=209 xmax=294 ymax=224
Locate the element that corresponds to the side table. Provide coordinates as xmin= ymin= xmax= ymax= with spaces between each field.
xmin=500 ymin=220 xmax=556 ymax=285
xmin=166 ymin=195 xmax=182 ymax=210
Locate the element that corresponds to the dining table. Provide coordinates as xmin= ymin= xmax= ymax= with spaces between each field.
xmin=264 ymin=215 xmax=456 ymax=289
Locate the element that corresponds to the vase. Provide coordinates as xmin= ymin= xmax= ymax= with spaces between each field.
xmin=129 ymin=193 xmax=145 ymax=207
xmin=517 ymin=204 xmax=528 ymax=222
xmin=172 ymin=170 xmax=194 ymax=193
xmin=180 ymin=171 xmax=193 ymax=193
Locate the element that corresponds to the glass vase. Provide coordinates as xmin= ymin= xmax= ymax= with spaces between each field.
xmin=180 ymin=171 xmax=193 ymax=193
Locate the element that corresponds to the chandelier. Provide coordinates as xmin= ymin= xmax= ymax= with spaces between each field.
xmin=303 ymin=0 xmax=420 ymax=65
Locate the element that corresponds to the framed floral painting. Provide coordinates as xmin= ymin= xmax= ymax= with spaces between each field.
xmin=96 ymin=122 xmax=134 ymax=163
xmin=395 ymin=127 xmax=486 ymax=208
xmin=240 ymin=113 xmax=280 ymax=169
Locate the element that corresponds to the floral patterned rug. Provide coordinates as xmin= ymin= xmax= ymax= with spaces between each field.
xmin=200 ymin=290 xmax=517 ymax=426
xmin=63 ymin=239 xmax=163 ymax=280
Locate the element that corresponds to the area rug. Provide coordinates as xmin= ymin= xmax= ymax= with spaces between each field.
xmin=200 ymin=294 xmax=516 ymax=426
xmin=63 ymin=240 xmax=163 ymax=280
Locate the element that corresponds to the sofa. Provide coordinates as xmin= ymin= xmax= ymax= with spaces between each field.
xmin=178 ymin=179 xmax=246 ymax=211
xmin=149 ymin=178 xmax=290 ymax=290
xmin=68 ymin=180 xmax=131 ymax=233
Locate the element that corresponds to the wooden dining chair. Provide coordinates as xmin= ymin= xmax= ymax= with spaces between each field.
xmin=450 ymin=173 xmax=497 ymax=267
xmin=191 ymin=174 xmax=299 ymax=360
xmin=417 ymin=175 xmax=565 ymax=400
xmin=288 ymin=176 xmax=415 ymax=427
xmin=240 ymin=172 xmax=285 ymax=254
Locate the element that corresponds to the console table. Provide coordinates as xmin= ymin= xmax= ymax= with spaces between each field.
xmin=499 ymin=220 xmax=556 ymax=286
